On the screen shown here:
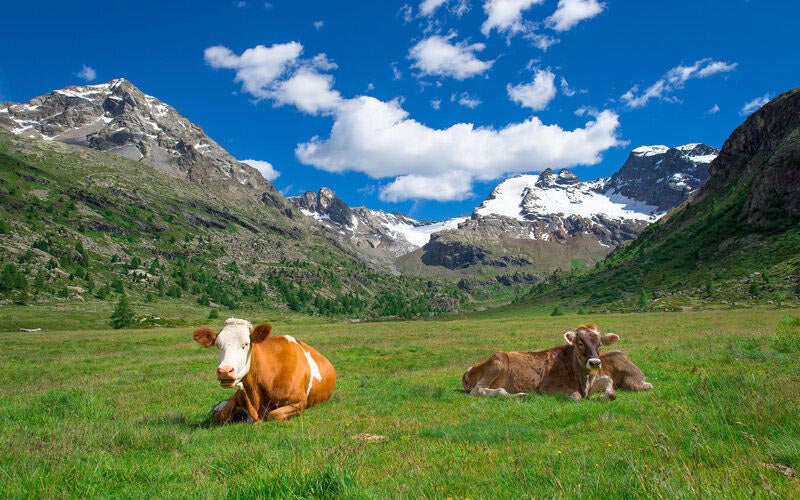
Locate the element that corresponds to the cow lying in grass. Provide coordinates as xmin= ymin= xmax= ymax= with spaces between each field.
xmin=462 ymin=324 xmax=652 ymax=401
xmin=193 ymin=318 xmax=336 ymax=423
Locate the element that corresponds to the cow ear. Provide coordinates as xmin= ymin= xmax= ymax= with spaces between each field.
xmin=251 ymin=323 xmax=272 ymax=343
xmin=601 ymin=333 xmax=619 ymax=346
xmin=564 ymin=331 xmax=576 ymax=345
xmin=193 ymin=327 xmax=217 ymax=347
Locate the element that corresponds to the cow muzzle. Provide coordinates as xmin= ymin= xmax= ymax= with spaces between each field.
xmin=217 ymin=365 xmax=236 ymax=387
xmin=587 ymin=358 xmax=602 ymax=370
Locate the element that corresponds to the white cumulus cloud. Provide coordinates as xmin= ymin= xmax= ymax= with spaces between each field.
xmin=546 ymin=0 xmax=605 ymax=32
xmin=270 ymin=68 xmax=342 ymax=114
xmin=507 ymin=69 xmax=557 ymax=110
xmin=740 ymin=93 xmax=771 ymax=116
xmin=242 ymin=159 xmax=280 ymax=181
xmin=481 ymin=0 xmax=544 ymax=37
xmin=451 ymin=92 xmax=482 ymax=109
xmin=419 ymin=0 xmax=448 ymax=16
xmin=708 ymin=104 xmax=720 ymax=114
xmin=204 ymin=43 xmax=342 ymax=115
xmin=76 ymin=65 xmax=97 ymax=82
xmin=211 ymin=43 xmax=622 ymax=202
xmin=621 ymin=58 xmax=738 ymax=109
xmin=295 ymin=97 xmax=622 ymax=201
xmin=409 ymin=34 xmax=493 ymax=80
xmin=204 ymin=42 xmax=303 ymax=99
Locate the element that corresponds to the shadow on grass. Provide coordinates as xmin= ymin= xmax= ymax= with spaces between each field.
xmin=140 ymin=400 xmax=256 ymax=430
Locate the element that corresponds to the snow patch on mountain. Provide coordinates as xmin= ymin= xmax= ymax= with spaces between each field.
xmin=382 ymin=214 xmax=469 ymax=247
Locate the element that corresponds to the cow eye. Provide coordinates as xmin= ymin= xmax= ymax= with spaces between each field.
xmin=578 ymin=342 xmax=584 ymax=348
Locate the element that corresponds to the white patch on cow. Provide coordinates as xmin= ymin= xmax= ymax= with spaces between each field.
xmin=303 ymin=350 xmax=323 ymax=396
xmin=283 ymin=335 xmax=323 ymax=396
xmin=215 ymin=318 xmax=254 ymax=385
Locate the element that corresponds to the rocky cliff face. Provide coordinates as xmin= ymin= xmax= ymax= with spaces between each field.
xmin=605 ymin=144 xmax=718 ymax=211
xmin=0 ymin=79 xmax=272 ymax=198
xmin=702 ymin=88 xmax=800 ymax=227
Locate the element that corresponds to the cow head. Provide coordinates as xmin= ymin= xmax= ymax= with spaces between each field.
xmin=563 ymin=324 xmax=619 ymax=371
xmin=192 ymin=318 xmax=272 ymax=388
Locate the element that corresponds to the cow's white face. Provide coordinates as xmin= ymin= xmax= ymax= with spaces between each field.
xmin=193 ymin=318 xmax=253 ymax=388
xmin=214 ymin=318 xmax=253 ymax=387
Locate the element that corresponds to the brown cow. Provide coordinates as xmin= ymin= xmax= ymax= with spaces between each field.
xmin=462 ymin=324 xmax=652 ymax=401
xmin=193 ymin=318 xmax=336 ymax=423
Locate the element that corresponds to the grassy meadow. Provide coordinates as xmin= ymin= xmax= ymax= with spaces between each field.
xmin=1 ymin=307 xmax=799 ymax=498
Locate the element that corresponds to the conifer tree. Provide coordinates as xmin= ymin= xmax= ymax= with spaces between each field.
xmin=110 ymin=292 xmax=134 ymax=329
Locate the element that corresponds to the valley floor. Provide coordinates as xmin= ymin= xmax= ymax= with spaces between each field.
xmin=1 ymin=309 xmax=799 ymax=498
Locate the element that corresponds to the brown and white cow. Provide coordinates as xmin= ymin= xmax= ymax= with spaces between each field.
xmin=192 ymin=318 xmax=336 ymax=423
xmin=462 ymin=324 xmax=652 ymax=401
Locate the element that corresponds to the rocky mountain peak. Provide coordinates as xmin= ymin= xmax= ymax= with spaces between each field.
xmin=556 ymin=169 xmax=579 ymax=185
xmin=317 ymin=187 xmax=337 ymax=211
xmin=290 ymin=187 xmax=353 ymax=227
xmin=0 ymin=79 xmax=273 ymax=196
xmin=605 ymin=142 xmax=719 ymax=211
xmin=535 ymin=168 xmax=557 ymax=188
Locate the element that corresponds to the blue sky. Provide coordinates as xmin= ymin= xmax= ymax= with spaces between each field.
xmin=1 ymin=1 xmax=797 ymax=220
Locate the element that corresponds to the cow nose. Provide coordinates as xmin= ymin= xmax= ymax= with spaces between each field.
xmin=217 ymin=366 xmax=235 ymax=379
xmin=588 ymin=358 xmax=602 ymax=368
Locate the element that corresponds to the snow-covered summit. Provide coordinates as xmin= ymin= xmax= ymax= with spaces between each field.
xmin=476 ymin=171 xmax=661 ymax=223
xmin=632 ymin=145 xmax=671 ymax=157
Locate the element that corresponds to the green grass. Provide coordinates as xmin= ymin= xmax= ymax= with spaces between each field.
xmin=1 ymin=308 xmax=799 ymax=498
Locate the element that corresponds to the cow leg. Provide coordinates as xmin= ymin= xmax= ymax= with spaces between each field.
xmin=211 ymin=389 xmax=259 ymax=424
xmin=588 ymin=375 xmax=616 ymax=401
xmin=210 ymin=396 xmax=239 ymax=424
xmin=539 ymin=382 xmax=582 ymax=401
xmin=471 ymin=387 xmax=527 ymax=397
xmin=620 ymin=379 xmax=653 ymax=392
xmin=466 ymin=355 xmax=525 ymax=397
xmin=267 ymin=401 xmax=306 ymax=421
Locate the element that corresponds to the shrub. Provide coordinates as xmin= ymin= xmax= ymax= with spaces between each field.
xmin=773 ymin=315 xmax=800 ymax=353
xmin=208 ymin=309 xmax=219 ymax=319
xmin=706 ymin=279 xmax=716 ymax=296
xmin=551 ymin=306 xmax=564 ymax=316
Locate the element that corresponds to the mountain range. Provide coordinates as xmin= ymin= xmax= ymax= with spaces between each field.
xmin=3 ymin=78 xmax=794 ymax=317
xmin=292 ymin=143 xmax=717 ymax=273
